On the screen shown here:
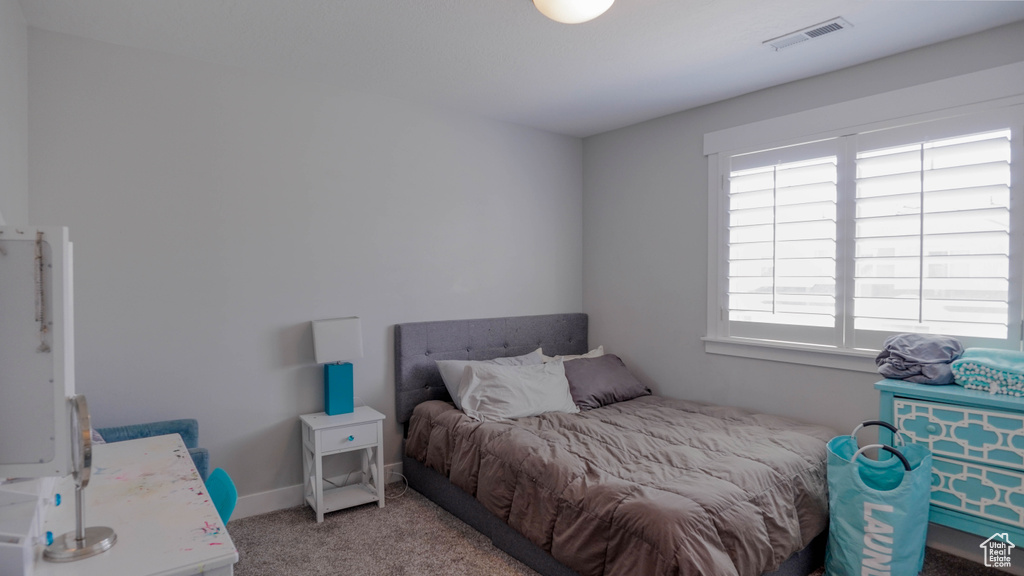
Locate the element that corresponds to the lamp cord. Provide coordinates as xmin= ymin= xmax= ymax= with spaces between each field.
xmin=321 ymin=469 xmax=409 ymax=499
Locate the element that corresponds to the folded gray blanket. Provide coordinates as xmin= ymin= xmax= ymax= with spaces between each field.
xmin=875 ymin=333 xmax=964 ymax=384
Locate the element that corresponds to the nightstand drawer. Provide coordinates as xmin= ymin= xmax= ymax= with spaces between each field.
xmin=931 ymin=455 xmax=1024 ymax=529
xmin=894 ymin=398 xmax=1024 ymax=469
xmin=321 ymin=422 xmax=377 ymax=452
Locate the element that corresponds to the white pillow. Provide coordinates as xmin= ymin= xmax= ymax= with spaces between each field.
xmin=436 ymin=348 xmax=543 ymax=409
xmin=459 ymin=360 xmax=579 ymax=422
xmin=542 ymin=345 xmax=604 ymax=363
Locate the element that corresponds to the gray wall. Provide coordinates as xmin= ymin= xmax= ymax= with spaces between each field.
xmin=582 ymin=20 xmax=1024 ymax=435
xmin=19 ymin=8 xmax=1024 ymax=553
xmin=581 ymin=21 xmax=1024 ymax=564
xmin=0 ymin=0 xmax=28 ymax=225
xmin=27 ymin=29 xmax=583 ymax=501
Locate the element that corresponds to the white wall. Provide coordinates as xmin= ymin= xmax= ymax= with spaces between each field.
xmin=582 ymin=20 xmax=1024 ymax=434
xmin=582 ymin=21 xmax=1024 ymax=564
xmin=27 ymin=29 xmax=583 ymax=502
xmin=0 ymin=0 xmax=28 ymax=225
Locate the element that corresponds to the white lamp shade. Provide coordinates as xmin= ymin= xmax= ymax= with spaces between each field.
xmin=533 ymin=0 xmax=614 ymax=24
xmin=312 ymin=317 xmax=363 ymax=364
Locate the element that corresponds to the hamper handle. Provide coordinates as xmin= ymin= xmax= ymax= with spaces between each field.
xmin=851 ymin=420 xmax=905 ymax=446
xmin=853 ymin=444 xmax=912 ymax=471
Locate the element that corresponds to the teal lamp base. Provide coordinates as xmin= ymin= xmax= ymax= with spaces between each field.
xmin=324 ymin=363 xmax=354 ymax=415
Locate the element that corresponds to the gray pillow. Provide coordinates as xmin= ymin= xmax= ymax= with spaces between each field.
xmin=436 ymin=348 xmax=544 ymax=410
xmin=563 ymin=354 xmax=650 ymax=410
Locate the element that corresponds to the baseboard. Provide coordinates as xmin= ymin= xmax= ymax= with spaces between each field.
xmin=232 ymin=483 xmax=304 ymax=520
xmin=232 ymin=461 xmax=404 ymax=520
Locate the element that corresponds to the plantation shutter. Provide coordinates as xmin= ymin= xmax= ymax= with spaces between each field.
xmin=853 ymin=128 xmax=1014 ymax=348
xmin=711 ymin=104 xmax=1024 ymax=358
xmin=725 ymin=140 xmax=839 ymax=345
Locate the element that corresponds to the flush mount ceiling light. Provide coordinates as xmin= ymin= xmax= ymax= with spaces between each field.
xmin=533 ymin=0 xmax=615 ymax=24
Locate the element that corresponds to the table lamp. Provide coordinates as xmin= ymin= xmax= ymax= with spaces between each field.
xmin=312 ymin=317 xmax=363 ymax=415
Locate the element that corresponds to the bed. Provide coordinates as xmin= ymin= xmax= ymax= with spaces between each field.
xmin=395 ymin=313 xmax=832 ymax=576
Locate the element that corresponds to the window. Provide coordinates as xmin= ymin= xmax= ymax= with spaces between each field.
xmin=710 ymin=106 xmax=1024 ymax=359
xmin=852 ymin=128 xmax=1013 ymax=348
xmin=726 ymin=140 xmax=839 ymax=346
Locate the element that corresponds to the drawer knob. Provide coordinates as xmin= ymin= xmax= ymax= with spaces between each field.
xmin=925 ymin=424 xmax=940 ymax=434
xmin=348 ymin=435 xmax=355 ymax=442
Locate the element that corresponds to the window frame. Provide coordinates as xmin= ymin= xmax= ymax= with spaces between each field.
xmin=704 ymin=67 xmax=1024 ymax=371
xmin=724 ymin=138 xmax=843 ymax=347
xmin=849 ymin=118 xmax=1020 ymax=351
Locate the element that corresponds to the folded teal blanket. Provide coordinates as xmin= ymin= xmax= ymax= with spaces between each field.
xmin=951 ymin=348 xmax=1024 ymax=396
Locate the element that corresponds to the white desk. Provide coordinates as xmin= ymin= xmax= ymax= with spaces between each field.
xmin=34 ymin=434 xmax=237 ymax=576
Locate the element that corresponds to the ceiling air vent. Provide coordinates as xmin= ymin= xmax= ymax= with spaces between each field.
xmin=764 ymin=17 xmax=852 ymax=51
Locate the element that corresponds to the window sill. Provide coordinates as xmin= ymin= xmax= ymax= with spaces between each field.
xmin=702 ymin=337 xmax=879 ymax=373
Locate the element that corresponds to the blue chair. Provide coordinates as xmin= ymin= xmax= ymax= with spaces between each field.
xmin=206 ymin=467 xmax=238 ymax=524
xmin=95 ymin=418 xmax=209 ymax=481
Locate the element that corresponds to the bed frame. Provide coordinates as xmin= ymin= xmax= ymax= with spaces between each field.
xmin=394 ymin=313 xmax=825 ymax=576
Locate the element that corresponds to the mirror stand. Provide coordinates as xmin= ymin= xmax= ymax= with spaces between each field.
xmin=43 ymin=395 xmax=117 ymax=562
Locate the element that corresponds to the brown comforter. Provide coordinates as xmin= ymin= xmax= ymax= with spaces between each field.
xmin=405 ymin=395 xmax=835 ymax=576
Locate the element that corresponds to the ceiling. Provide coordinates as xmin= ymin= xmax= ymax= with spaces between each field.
xmin=19 ymin=0 xmax=1024 ymax=137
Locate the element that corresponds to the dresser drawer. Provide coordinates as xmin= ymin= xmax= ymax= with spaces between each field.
xmin=931 ymin=454 xmax=1024 ymax=529
xmin=879 ymin=379 xmax=1024 ymax=543
xmin=894 ymin=398 xmax=1024 ymax=469
xmin=320 ymin=422 xmax=378 ymax=452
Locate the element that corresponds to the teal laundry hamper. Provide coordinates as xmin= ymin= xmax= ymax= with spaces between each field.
xmin=825 ymin=421 xmax=932 ymax=576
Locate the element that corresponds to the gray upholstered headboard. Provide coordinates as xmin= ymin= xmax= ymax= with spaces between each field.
xmin=394 ymin=313 xmax=588 ymax=425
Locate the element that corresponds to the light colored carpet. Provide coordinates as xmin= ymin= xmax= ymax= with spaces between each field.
xmin=228 ymin=483 xmax=536 ymax=576
xmin=229 ymin=483 xmax=1002 ymax=576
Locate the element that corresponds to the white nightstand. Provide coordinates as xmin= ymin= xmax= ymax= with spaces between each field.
xmin=300 ymin=406 xmax=386 ymax=523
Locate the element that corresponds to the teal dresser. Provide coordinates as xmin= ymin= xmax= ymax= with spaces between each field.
xmin=877 ymin=379 xmax=1024 ymax=544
